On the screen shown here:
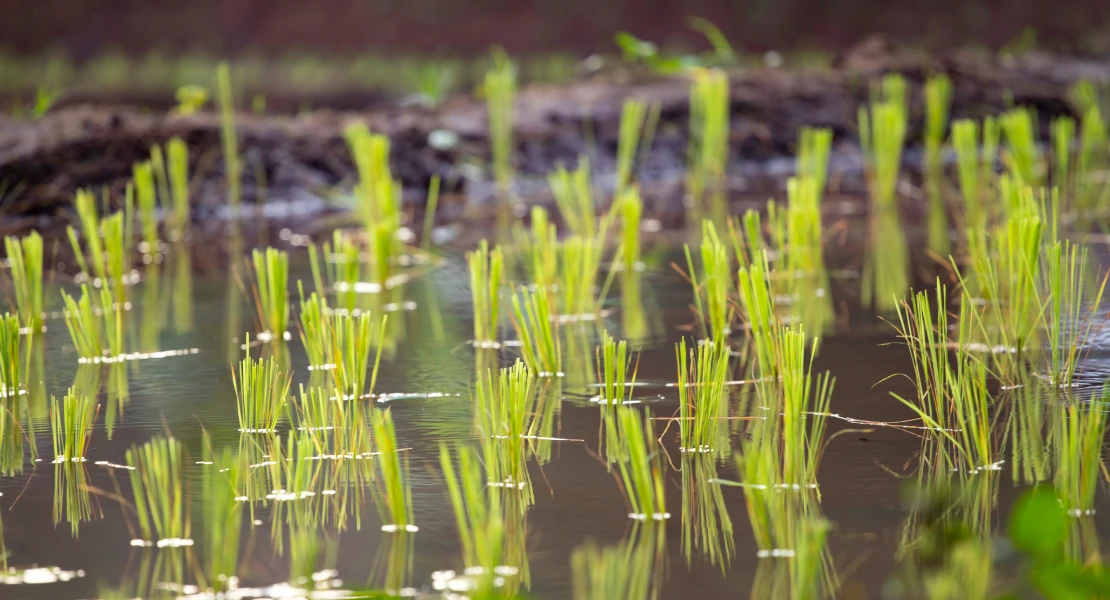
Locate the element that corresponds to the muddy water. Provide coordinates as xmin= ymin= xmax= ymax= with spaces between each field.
xmin=1 ymin=234 xmax=1108 ymax=600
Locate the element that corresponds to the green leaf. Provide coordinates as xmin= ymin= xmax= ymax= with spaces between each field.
xmin=1009 ymin=486 xmax=1066 ymax=561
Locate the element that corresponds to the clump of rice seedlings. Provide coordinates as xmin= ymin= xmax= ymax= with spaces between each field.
xmin=467 ymin=239 xmax=504 ymax=346
xmin=233 ymin=353 xmax=292 ymax=433
xmin=166 ymin=137 xmax=190 ymax=236
xmin=49 ymin=387 xmax=96 ymax=463
xmin=737 ymin=251 xmax=781 ymax=378
xmin=60 ymin=285 xmax=102 ymax=360
xmin=439 ymin=444 xmax=509 ymax=596
xmin=571 ymin=532 xmax=656 ymax=600
xmin=1000 ymin=107 xmax=1043 ymax=186
xmin=68 ymin=190 xmax=133 ymax=304
xmin=216 ymin=62 xmax=242 ymax=212
xmin=950 ymin=117 xmax=1000 ymax=231
xmin=558 ymin=234 xmax=609 ymax=319
xmin=200 ymin=434 xmax=243 ymax=592
xmin=1051 ymin=115 xmax=1076 ymax=200
xmin=1041 ymin=240 xmax=1106 ymax=387
xmin=923 ymin=74 xmax=953 ymax=255
xmin=5 ymin=231 xmax=44 ymax=330
xmin=776 ymin=327 xmax=835 ymax=485
xmin=893 ymin=282 xmax=996 ymax=472
xmin=370 ymin=408 xmax=416 ymax=532
xmin=614 ymin=407 xmax=668 ymax=521
xmin=675 ymin=338 xmax=730 ymax=453
xmin=484 ymin=49 xmax=517 ymax=200
xmin=511 ymin=286 xmax=561 ymax=376
xmin=594 ymin=330 xmax=638 ymax=405
xmin=615 ymin=99 xmax=661 ymax=197
xmin=307 ymin=230 xmax=361 ymax=312
xmin=1075 ymin=106 xmax=1109 ymax=216
xmin=684 ymin=220 xmax=732 ymax=340
xmin=795 ymin=127 xmax=832 ymax=199
xmin=474 ymin=361 xmax=537 ymax=463
xmin=344 ymin=122 xmax=404 ymax=286
xmin=0 ymin=313 xmax=24 ymax=398
xmin=686 ymin=68 xmax=730 ymax=225
xmin=858 ymin=80 xmax=909 ymax=313
xmin=616 ymin=186 xmax=643 ymax=274
xmin=297 ymin=290 xmax=385 ymax=399
xmin=549 ymin=157 xmax=596 ymax=238
xmin=519 ymin=205 xmax=558 ymax=290
xmin=133 ymin=161 xmax=159 ymax=249
xmin=681 ymin=454 xmax=734 ymax=570
xmin=250 ymin=247 xmax=289 ymax=339
xmin=127 ymin=435 xmax=190 ymax=544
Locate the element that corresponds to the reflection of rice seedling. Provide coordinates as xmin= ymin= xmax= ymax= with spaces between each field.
xmin=216 ymin=62 xmax=241 ymax=211
xmin=166 ymin=137 xmax=190 ymax=235
xmin=571 ymin=530 xmax=656 ymax=600
xmin=595 ymin=330 xmax=638 ymax=405
xmin=53 ymin=461 xmax=94 ymax=538
xmin=200 ymin=433 xmax=243 ymax=592
xmin=687 ymin=68 xmax=730 ymax=225
xmin=923 ymin=75 xmax=952 ymax=255
xmin=0 ymin=313 xmax=24 ymax=397
xmin=675 ymin=338 xmax=730 ymax=453
xmin=1000 ymin=108 xmax=1043 ymax=186
xmin=127 ymin=436 xmax=190 ymax=543
xmin=49 ymin=387 xmax=96 ymax=462
xmin=250 ymin=247 xmax=289 ymax=338
xmin=559 ymin=234 xmax=608 ymax=318
xmin=1053 ymin=393 xmax=1108 ymax=518
xmin=467 ymin=240 xmax=504 ymax=345
xmin=549 ymin=157 xmax=595 ymax=238
xmin=615 ymin=99 xmax=661 ymax=196
xmin=439 ymin=444 xmax=507 ymax=596
xmin=684 ymin=220 xmax=732 ymax=340
xmin=951 ymin=117 xmax=1000 ymax=231
xmin=1041 ymin=241 xmax=1106 ymax=387
xmin=5 ymin=232 xmax=43 ymax=330
xmin=614 ymin=407 xmax=668 ymax=521
xmin=511 ymin=286 xmax=561 ymax=376
xmin=681 ymin=455 xmax=734 ymax=570
xmin=370 ymin=408 xmax=415 ymax=531
xmin=233 ymin=354 xmax=292 ymax=433
xmin=484 ymin=49 xmax=517 ymax=200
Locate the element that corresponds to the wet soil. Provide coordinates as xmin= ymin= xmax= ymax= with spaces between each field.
xmin=1 ymin=43 xmax=1109 ymax=231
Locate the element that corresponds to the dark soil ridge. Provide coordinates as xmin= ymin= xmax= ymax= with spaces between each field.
xmin=2 ymin=45 xmax=1109 ymax=228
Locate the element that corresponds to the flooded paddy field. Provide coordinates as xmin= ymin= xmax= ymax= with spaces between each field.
xmin=4 ymin=32 xmax=1110 ymax=600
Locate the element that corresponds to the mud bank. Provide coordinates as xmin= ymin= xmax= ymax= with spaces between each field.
xmin=1 ymin=44 xmax=1108 ymax=230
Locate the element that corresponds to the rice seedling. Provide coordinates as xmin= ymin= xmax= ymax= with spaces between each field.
xmin=594 ymin=330 xmax=638 ymax=405
xmin=0 ymin=313 xmax=24 ymax=398
xmin=571 ymin=531 xmax=656 ymax=600
xmin=519 ymin=205 xmax=558 ymax=290
xmin=615 ymin=99 xmax=661 ymax=197
xmin=233 ymin=353 xmax=292 ymax=433
xmin=439 ymin=443 xmax=509 ymax=596
xmin=420 ymin=174 xmax=441 ymax=254
xmin=307 ymin=230 xmax=361 ymax=312
xmin=777 ymin=327 xmax=835 ymax=485
xmin=216 ymin=62 xmax=242 ymax=212
xmin=737 ymin=250 xmax=780 ymax=377
xmin=199 ymin=434 xmax=243 ymax=593
xmin=250 ymin=247 xmax=289 ymax=339
xmin=49 ymin=387 xmax=96 ymax=463
xmin=1074 ymin=106 xmax=1109 ymax=216
xmin=370 ymin=408 xmax=416 ymax=532
xmin=616 ymin=186 xmax=643 ymax=274
xmin=950 ymin=117 xmax=1000 ymax=231
xmin=60 ymin=284 xmax=103 ymax=360
xmin=511 ymin=286 xmax=561 ymax=376
xmin=467 ymin=239 xmax=504 ymax=345
xmin=1041 ymin=240 xmax=1106 ymax=387
xmin=133 ymin=161 xmax=159 ymax=249
xmin=684 ymin=220 xmax=732 ymax=340
xmin=796 ymin=127 xmax=832 ymax=199
xmin=68 ymin=189 xmax=103 ymax=279
xmin=675 ymin=337 xmax=730 ymax=453
xmin=614 ymin=407 xmax=668 ymax=521
xmin=344 ymin=123 xmax=404 ymax=286
xmin=858 ymin=82 xmax=909 ymax=313
xmin=166 ymin=137 xmax=190 ymax=236
xmin=558 ymin=234 xmax=609 ymax=319
xmin=68 ymin=191 xmax=132 ymax=304
xmin=5 ymin=231 xmax=43 ymax=330
xmin=924 ymin=74 xmax=953 ymax=255
xmin=681 ymin=454 xmax=734 ymax=570
xmin=484 ymin=49 xmax=517 ymax=201
xmin=1000 ymin=107 xmax=1043 ymax=186
xmin=686 ymin=67 xmax=730 ymax=225
xmin=1051 ymin=115 xmax=1075 ymax=199
xmin=549 ymin=157 xmax=595 ymax=238
xmin=297 ymin=290 xmax=385 ymax=400
xmin=127 ymin=435 xmax=190 ymax=544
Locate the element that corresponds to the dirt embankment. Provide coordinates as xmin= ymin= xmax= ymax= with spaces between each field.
xmin=1 ymin=43 xmax=1108 ymax=230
